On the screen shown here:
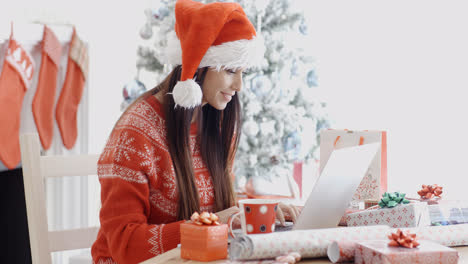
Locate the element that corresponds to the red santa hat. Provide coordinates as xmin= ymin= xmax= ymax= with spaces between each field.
xmin=165 ymin=0 xmax=265 ymax=108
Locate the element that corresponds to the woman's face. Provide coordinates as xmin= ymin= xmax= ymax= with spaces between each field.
xmin=201 ymin=68 xmax=244 ymax=110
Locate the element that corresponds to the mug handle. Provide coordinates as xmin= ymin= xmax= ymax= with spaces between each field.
xmin=227 ymin=211 xmax=241 ymax=239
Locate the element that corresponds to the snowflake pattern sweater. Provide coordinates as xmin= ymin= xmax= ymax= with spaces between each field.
xmin=91 ymin=95 xmax=215 ymax=264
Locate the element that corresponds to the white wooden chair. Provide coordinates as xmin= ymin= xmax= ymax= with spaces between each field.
xmin=20 ymin=133 xmax=100 ymax=264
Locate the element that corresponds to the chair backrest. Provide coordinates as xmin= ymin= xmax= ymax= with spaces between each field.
xmin=20 ymin=133 xmax=100 ymax=264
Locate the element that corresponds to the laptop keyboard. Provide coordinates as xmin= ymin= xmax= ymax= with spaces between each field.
xmin=274 ymin=222 xmax=294 ymax=232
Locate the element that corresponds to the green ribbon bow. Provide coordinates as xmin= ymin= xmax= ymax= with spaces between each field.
xmin=378 ymin=192 xmax=410 ymax=208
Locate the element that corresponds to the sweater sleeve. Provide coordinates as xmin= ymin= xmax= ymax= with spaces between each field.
xmin=97 ymin=129 xmax=183 ymax=264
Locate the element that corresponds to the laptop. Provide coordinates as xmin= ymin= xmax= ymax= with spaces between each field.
xmin=278 ymin=142 xmax=381 ymax=231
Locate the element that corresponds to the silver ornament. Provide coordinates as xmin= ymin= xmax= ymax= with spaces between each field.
xmin=306 ymin=70 xmax=318 ymax=87
xmin=250 ymin=74 xmax=272 ymax=98
xmin=284 ymin=131 xmax=302 ymax=160
xmin=122 ymin=79 xmax=147 ymax=102
xmin=243 ymin=120 xmax=260 ymax=137
xmin=157 ymin=5 xmax=170 ymax=19
xmin=290 ymin=59 xmax=298 ymax=77
xmin=299 ymin=20 xmax=308 ymax=35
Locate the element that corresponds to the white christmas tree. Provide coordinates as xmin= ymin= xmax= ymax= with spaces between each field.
xmin=136 ymin=0 xmax=330 ymax=194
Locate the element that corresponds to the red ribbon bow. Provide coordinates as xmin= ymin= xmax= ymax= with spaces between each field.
xmin=417 ymin=184 xmax=443 ymax=199
xmin=190 ymin=212 xmax=220 ymax=226
xmin=388 ymin=229 xmax=420 ymax=248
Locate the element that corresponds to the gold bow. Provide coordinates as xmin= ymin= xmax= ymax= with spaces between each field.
xmin=190 ymin=212 xmax=220 ymax=225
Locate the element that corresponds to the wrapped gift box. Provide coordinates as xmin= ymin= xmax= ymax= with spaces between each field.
xmin=428 ymin=201 xmax=468 ymax=226
xmin=355 ymin=240 xmax=459 ymax=264
xmin=339 ymin=208 xmax=364 ymax=226
xmin=347 ymin=202 xmax=430 ymax=228
xmin=364 ymin=199 xmax=380 ymax=209
xmin=409 ymin=197 xmax=443 ymax=205
xmin=180 ymin=222 xmax=228 ymax=261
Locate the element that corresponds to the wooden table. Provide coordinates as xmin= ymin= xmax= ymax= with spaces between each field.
xmin=141 ymin=246 xmax=468 ymax=263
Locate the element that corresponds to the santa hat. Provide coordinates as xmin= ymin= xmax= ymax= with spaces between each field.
xmin=165 ymin=0 xmax=265 ymax=108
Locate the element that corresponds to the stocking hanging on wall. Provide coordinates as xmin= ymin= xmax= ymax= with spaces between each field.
xmin=32 ymin=25 xmax=62 ymax=150
xmin=0 ymin=25 xmax=35 ymax=169
xmin=55 ymin=27 xmax=88 ymax=149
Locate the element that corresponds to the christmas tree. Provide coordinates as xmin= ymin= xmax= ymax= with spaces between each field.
xmin=135 ymin=0 xmax=330 ymax=194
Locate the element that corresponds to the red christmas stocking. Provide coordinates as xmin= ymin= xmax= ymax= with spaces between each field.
xmin=32 ymin=26 xmax=62 ymax=150
xmin=55 ymin=27 xmax=88 ymax=149
xmin=0 ymin=31 xmax=35 ymax=169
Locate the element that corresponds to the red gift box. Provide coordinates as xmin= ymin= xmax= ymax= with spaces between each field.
xmin=355 ymin=240 xmax=459 ymax=264
xmin=180 ymin=222 xmax=228 ymax=262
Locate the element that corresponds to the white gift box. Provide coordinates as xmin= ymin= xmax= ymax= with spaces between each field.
xmin=347 ymin=202 xmax=431 ymax=228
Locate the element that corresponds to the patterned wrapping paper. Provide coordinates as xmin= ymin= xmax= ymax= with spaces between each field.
xmin=403 ymin=223 xmax=468 ymax=247
xmin=228 ymin=225 xmax=390 ymax=260
xmin=354 ymin=240 xmax=459 ymax=264
xmin=327 ymin=240 xmax=357 ymax=263
xmin=327 ymin=224 xmax=468 ymax=263
xmin=347 ymin=202 xmax=431 ymax=228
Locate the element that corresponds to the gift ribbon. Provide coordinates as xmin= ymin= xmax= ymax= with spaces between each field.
xmin=190 ymin=212 xmax=220 ymax=225
xmin=378 ymin=192 xmax=410 ymax=208
xmin=417 ymin=184 xmax=443 ymax=199
xmin=388 ymin=229 xmax=420 ymax=248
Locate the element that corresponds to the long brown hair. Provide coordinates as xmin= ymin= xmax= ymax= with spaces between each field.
xmin=128 ymin=66 xmax=241 ymax=220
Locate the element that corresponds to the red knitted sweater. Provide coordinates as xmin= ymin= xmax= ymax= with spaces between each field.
xmin=91 ymin=95 xmax=215 ymax=264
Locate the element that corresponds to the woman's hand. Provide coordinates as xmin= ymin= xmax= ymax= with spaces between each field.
xmin=215 ymin=206 xmax=240 ymax=224
xmin=276 ymin=202 xmax=301 ymax=226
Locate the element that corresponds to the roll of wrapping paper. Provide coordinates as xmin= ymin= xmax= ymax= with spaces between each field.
xmin=327 ymin=224 xmax=468 ymax=263
xmin=228 ymin=225 xmax=390 ymax=260
xmin=402 ymin=223 xmax=468 ymax=247
xmin=327 ymin=240 xmax=356 ymax=263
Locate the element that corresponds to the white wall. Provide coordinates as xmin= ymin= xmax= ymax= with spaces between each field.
xmin=299 ymin=0 xmax=468 ymax=199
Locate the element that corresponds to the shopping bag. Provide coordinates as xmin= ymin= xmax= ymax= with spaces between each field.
xmin=320 ymin=129 xmax=387 ymax=206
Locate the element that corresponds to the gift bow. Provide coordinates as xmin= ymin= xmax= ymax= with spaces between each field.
xmin=378 ymin=192 xmax=410 ymax=208
xmin=388 ymin=229 xmax=420 ymax=248
xmin=190 ymin=212 xmax=220 ymax=225
xmin=417 ymin=184 xmax=443 ymax=199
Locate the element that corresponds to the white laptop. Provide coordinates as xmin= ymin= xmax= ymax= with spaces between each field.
xmin=290 ymin=142 xmax=381 ymax=230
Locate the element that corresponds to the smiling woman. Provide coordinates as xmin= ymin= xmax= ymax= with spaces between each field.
xmin=201 ymin=68 xmax=245 ymax=110
xmin=88 ymin=0 xmax=293 ymax=263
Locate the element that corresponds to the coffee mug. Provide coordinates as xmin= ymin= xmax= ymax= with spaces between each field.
xmin=228 ymin=199 xmax=279 ymax=238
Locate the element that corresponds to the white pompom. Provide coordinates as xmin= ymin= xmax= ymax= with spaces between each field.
xmin=172 ymin=79 xmax=202 ymax=108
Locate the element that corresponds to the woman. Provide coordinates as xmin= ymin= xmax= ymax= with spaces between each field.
xmin=92 ymin=1 xmax=299 ymax=263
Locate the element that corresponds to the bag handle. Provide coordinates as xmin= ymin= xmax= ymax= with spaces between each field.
xmin=334 ymin=135 xmax=364 ymax=148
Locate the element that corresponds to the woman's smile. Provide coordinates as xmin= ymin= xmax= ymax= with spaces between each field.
xmin=221 ymin=91 xmax=233 ymax=102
